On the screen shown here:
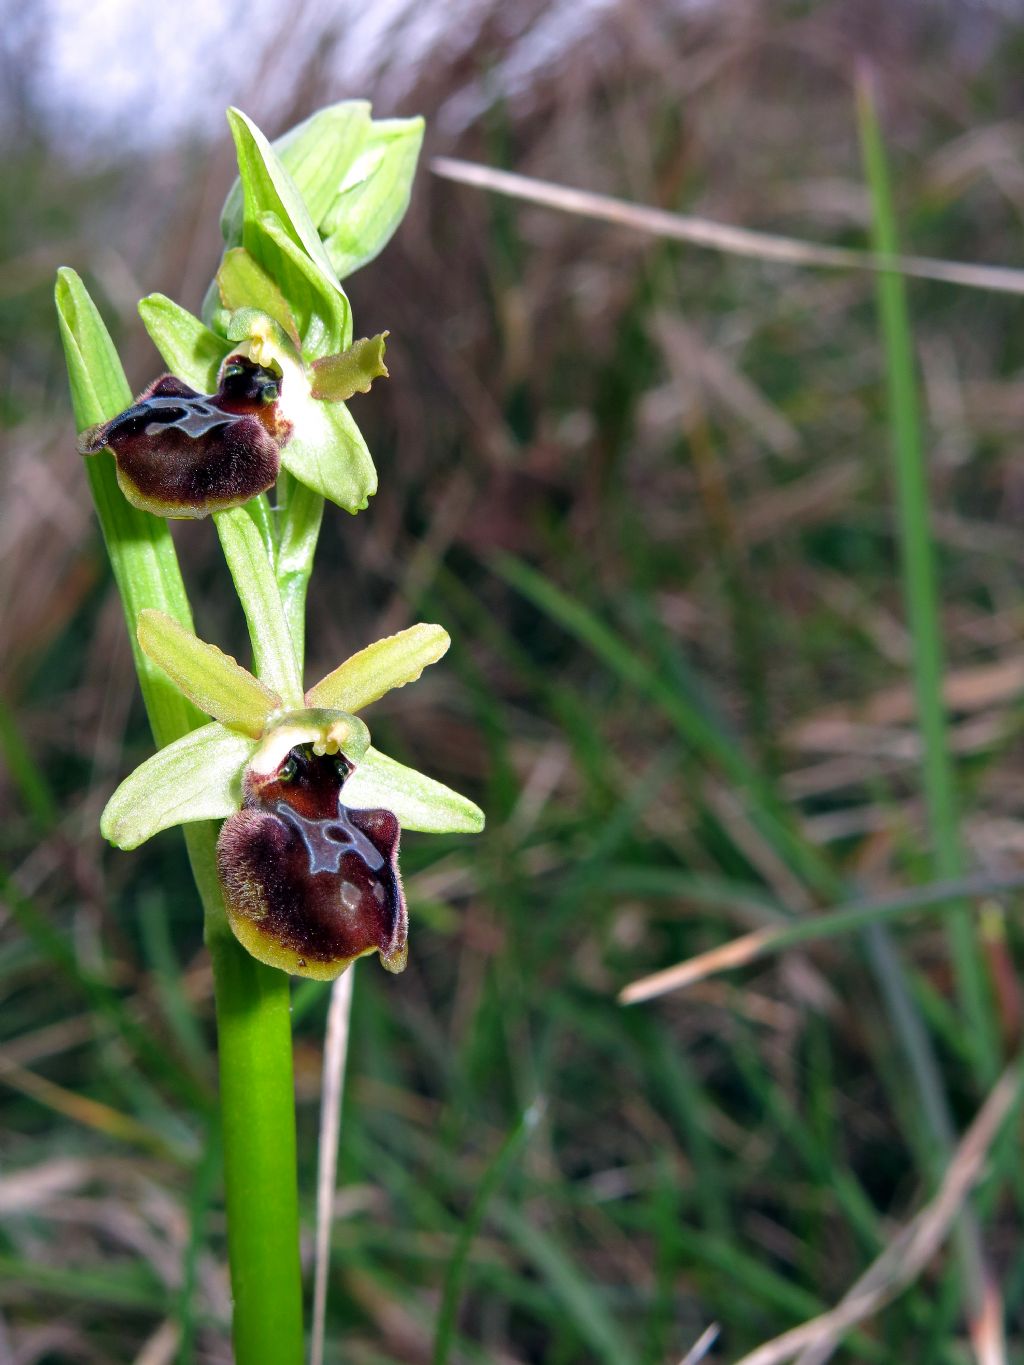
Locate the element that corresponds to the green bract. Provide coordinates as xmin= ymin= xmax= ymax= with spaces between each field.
xmin=102 ymin=611 xmax=485 ymax=852
xmin=219 ymin=101 xmax=425 ymax=281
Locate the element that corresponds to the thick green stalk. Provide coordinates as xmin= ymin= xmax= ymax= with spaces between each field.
xmin=56 ymin=270 xmax=304 ymax=1364
xmin=856 ymin=79 xmax=999 ymax=1084
xmin=186 ymin=828 xmax=304 ymax=1364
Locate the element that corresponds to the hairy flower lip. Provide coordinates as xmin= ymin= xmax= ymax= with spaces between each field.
xmin=217 ymin=741 xmax=408 ymax=980
xmin=76 ymin=359 xmax=293 ymax=520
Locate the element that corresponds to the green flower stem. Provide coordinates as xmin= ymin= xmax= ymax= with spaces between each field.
xmin=276 ymin=472 xmax=325 ymax=662
xmin=185 ymin=827 xmax=304 ymax=1365
xmin=57 ymin=269 xmax=305 ymax=1364
xmin=214 ymin=505 xmax=305 ymax=706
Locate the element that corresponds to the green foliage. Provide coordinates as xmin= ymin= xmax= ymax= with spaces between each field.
xmin=220 ymin=100 xmax=424 ymax=280
xmin=319 ymin=117 xmax=425 ymax=278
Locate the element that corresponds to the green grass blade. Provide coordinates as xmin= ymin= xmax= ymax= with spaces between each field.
xmin=432 ymin=1102 xmax=542 ymax=1365
xmin=857 ymin=78 xmax=998 ymax=1084
xmin=493 ymin=552 xmax=834 ymax=896
xmin=496 ymin=1203 xmax=639 ymax=1365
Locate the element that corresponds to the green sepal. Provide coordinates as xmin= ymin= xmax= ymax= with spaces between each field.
xmin=248 ymin=211 xmax=351 ymax=357
xmin=277 ymin=395 xmax=376 ymax=514
xmin=221 ymin=101 xmax=372 ymax=244
xmin=54 ymin=269 xmax=203 ymax=750
xmin=306 ymin=624 xmax=450 ymax=713
xmin=225 ymin=107 xmax=342 ymax=292
xmin=138 ymin=294 xmax=231 ymax=393
xmin=309 ymin=333 xmax=389 ymax=402
xmin=137 ymin=609 xmax=283 ymax=738
xmin=344 ymin=746 xmax=484 ymax=834
xmin=217 ymin=248 xmax=301 ymax=348
xmin=101 ymin=722 xmax=254 ymax=849
xmin=320 ymin=117 xmax=425 ymax=279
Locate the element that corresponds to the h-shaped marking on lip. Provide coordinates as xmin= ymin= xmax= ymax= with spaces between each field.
xmin=274 ymin=800 xmax=387 ymax=876
xmin=137 ymin=396 xmax=233 ymax=441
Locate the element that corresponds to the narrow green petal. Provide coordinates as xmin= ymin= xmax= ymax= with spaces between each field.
xmin=343 ymin=746 xmax=484 ymax=834
xmin=101 ymin=723 xmax=254 ymax=849
xmin=306 ymin=624 xmax=450 ymax=713
xmin=277 ymin=393 xmax=376 ymax=513
xmin=309 ymin=334 xmax=389 ymax=402
xmin=137 ymin=609 xmax=282 ymax=736
xmin=138 ymin=294 xmax=231 ymax=392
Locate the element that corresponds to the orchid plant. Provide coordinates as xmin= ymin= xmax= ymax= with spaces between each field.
xmin=56 ymin=100 xmax=481 ymax=1364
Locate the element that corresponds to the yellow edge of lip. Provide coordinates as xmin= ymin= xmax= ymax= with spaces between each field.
xmin=226 ymin=913 xmax=372 ymax=981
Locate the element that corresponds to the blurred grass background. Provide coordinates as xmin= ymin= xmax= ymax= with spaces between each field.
xmin=4 ymin=1 xmax=1024 ymax=1360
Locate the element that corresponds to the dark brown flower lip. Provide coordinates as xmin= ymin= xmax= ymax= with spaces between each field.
xmin=76 ymin=358 xmax=293 ymax=519
xmin=216 ymin=743 xmax=408 ymax=980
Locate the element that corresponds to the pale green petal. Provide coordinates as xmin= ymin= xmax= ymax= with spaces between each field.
xmin=343 ymin=746 xmax=484 ymax=834
xmin=306 ymin=624 xmax=450 ymax=713
xmin=101 ymin=723 xmax=254 ymax=850
xmin=137 ymin=609 xmax=282 ymax=737
xmin=309 ymin=334 xmax=388 ymax=402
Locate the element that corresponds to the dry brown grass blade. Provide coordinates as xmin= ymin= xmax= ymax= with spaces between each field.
xmin=311 ymin=967 xmax=356 ymax=1365
xmin=131 ymin=1318 xmax=179 ymax=1365
xmin=618 ymin=873 xmax=1024 ymax=1004
xmin=432 ymin=158 xmax=1024 ymax=296
xmin=621 ymin=926 xmax=773 ymax=1004
xmin=679 ymin=1323 xmax=721 ymax=1364
xmin=733 ymin=1061 xmax=1022 ymax=1365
